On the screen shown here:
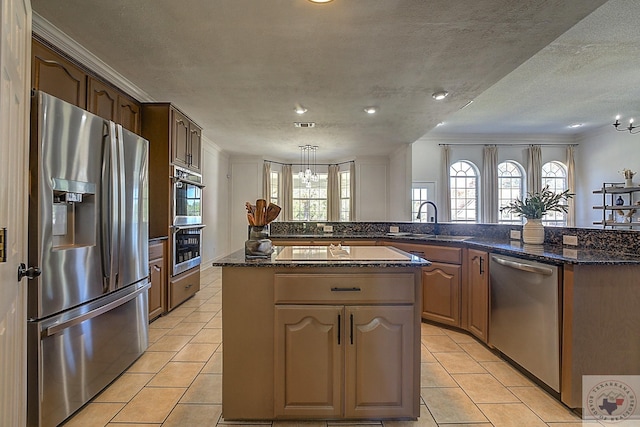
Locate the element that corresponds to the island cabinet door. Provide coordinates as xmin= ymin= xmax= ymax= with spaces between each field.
xmin=274 ymin=305 xmax=343 ymax=418
xmin=345 ymin=306 xmax=416 ymax=419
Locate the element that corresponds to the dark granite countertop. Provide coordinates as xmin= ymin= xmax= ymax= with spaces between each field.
xmin=267 ymin=233 xmax=640 ymax=265
xmin=212 ymin=245 xmax=431 ymax=268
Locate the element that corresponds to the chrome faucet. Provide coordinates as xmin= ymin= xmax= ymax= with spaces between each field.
xmin=416 ymin=201 xmax=439 ymax=235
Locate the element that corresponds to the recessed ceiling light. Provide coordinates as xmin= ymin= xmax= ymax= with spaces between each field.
xmin=364 ymin=107 xmax=377 ymax=114
xmin=294 ymin=106 xmax=307 ymax=115
xmin=308 ymin=0 xmax=333 ymax=3
xmin=569 ymin=123 xmax=583 ymax=128
xmin=432 ymin=91 xmax=449 ymax=101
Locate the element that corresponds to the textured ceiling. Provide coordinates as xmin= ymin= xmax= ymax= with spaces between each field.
xmin=31 ymin=0 xmax=613 ymax=162
xmin=429 ymin=0 xmax=640 ymax=138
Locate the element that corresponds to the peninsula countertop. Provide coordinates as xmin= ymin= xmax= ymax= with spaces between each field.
xmin=212 ymin=244 xmax=431 ymax=268
xmin=266 ymin=232 xmax=640 ymax=265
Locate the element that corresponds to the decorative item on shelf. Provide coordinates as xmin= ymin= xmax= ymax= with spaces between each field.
xmin=620 ymin=168 xmax=636 ymax=187
xmin=616 ymin=196 xmax=625 ymax=206
xmin=500 ymin=186 xmax=574 ymax=245
xmin=244 ymin=199 xmax=281 ymax=258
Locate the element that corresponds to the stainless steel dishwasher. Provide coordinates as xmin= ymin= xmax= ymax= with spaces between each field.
xmin=489 ymin=254 xmax=561 ymax=392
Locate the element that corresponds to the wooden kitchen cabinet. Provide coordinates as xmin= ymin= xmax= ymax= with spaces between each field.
xmin=171 ymin=108 xmax=202 ymax=172
xmin=118 ymin=95 xmax=141 ymax=134
xmin=274 ymin=304 xmax=414 ymax=419
xmin=31 ymin=39 xmax=87 ymax=108
xmin=87 ymin=78 xmax=142 ymax=134
xmin=148 ymin=240 xmax=167 ymax=321
xmin=87 ymin=77 xmax=118 ymax=122
xmin=274 ymin=305 xmax=342 ymax=418
xmin=467 ymin=249 xmax=489 ymax=342
xmin=387 ymin=242 xmax=463 ymax=327
xmin=421 ymin=262 xmax=461 ymax=327
xmin=169 ymin=266 xmax=200 ymax=310
xmin=222 ymin=266 xmax=421 ymax=420
xmin=32 ymin=39 xmax=141 ymax=133
xmin=273 ymin=273 xmax=417 ymax=419
xmin=345 ymin=305 xmax=415 ymax=418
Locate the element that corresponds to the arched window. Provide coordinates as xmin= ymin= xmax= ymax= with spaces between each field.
xmin=498 ymin=160 xmax=525 ymax=223
xmin=542 ymin=161 xmax=568 ymax=226
xmin=450 ymin=160 xmax=479 ymax=222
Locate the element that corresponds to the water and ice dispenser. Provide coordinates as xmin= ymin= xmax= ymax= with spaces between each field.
xmin=51 ymin=178 xmax=96 ymax=249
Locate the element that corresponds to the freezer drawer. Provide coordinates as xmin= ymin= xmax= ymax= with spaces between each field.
xmin=27 ymin=282 xmax=149 ymax=427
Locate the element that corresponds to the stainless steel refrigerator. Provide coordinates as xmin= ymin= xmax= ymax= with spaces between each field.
xmin=26 ymin=91 xmax=150 ymax=427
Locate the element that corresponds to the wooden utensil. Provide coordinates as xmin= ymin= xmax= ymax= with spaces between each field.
xmin=255 ymin=199 xmax=267 ymax=226
xmin=265 ymin=203 xmax=281 ymax=224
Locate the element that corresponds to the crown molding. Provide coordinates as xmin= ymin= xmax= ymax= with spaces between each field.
xmin=32 ymin=12 xmax=155 ymax=103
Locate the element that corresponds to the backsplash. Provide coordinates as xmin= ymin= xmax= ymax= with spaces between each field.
xmin=270 ymin=222 xmax=640 ymax=256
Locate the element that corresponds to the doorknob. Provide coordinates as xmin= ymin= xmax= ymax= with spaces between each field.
xmin=18 ymin=263 xmax=41 ymax=282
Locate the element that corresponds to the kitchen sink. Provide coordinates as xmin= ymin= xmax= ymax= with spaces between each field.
xmin=386 ymin=232 xmax=472 ymax=241
xmin=427 ymin=235 xmax=472 ymax=241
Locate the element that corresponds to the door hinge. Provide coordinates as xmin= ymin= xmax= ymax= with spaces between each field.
xmin=0 ymin=228 xmax=6 ymax=263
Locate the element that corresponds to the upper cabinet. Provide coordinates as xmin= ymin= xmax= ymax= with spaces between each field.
xmin=87 ymin=77 xmax=141 ymax=134
xmin=141 ymin=103 xmax=204 ymax=237
xmin=31 ymin=38 xmax=141 ymax=134
xmin=87 ymin=77 xmax=117 ymax=121
xmin=31 ymin=39 xmax=87 ymax=108
xmin=171 ymin=108 xmax=202 ymax=172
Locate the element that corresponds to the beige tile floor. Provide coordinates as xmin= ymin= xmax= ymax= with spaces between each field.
xmin=61 ymin=267 xmax=608 ymax=427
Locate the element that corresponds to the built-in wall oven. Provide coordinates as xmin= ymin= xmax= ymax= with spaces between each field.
xmin=172 ymin=165 xmax=205 ymax=275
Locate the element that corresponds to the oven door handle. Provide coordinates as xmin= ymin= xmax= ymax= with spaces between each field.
xmin=172 ymin=224 xmax=206 ymax=232
xmin=172 ymin=176 xmax=206 ymax=188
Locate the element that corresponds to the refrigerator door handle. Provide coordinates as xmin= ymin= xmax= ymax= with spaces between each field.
xmin=111 ymin=121 xmax=125 ymax=291
xmin=42 ymin=282 xmax=149 ymax=337
xmin=100 ymin=123 xmax=113 ymax=292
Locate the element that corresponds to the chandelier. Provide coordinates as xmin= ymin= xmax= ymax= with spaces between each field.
xmin=613 ymin=115 xmax=640 ymax=134
xmin=298 ymin=145 xmax=319 ymax=188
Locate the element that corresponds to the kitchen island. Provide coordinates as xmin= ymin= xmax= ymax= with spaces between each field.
xmin=213 ymin=245 xmax=429 ymax=420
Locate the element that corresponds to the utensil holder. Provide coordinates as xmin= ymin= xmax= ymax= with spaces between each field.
xmin=245 ymin=225 xmax=273 ymax=258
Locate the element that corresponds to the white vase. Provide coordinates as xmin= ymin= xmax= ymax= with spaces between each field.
xmin=625 ymin=178 xmax=634 ymax=188
xmin=522 ymin=218 xmax=544 ymax=244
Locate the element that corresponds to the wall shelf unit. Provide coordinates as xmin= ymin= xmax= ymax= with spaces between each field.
xmin=593 ymin=182 xmax=640 ymax=228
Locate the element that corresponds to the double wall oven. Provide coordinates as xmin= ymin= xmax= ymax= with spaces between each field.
xmin=172 ymin=165 xmax=205 ymax=276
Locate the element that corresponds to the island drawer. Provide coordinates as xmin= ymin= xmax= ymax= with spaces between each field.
xmin=274 ymin=273 xmax=415 ymax=304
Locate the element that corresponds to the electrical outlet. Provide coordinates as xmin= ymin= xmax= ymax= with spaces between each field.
xmin=563 ymin=235 xmax=578 ymax=246
xmin=389 ymin=226 xmax=399 ymax=233
xmin=563 ymin=248 xmax=578 ymax=258
xmin=510 ymin=230 xmax=521 ymax=240
xmin=323 ymin=225 xmax=333 ymax=233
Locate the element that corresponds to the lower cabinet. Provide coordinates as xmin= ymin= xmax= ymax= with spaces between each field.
xmin=274 ymin=304 xmax=415 ymax=419
xmin=148 ymin=240 xmax=167 ymax=321
xmin=169 ymin=266 xmax=200 ymax=310
xmin=421 ymin=262 xmax=461 ymax=327
xmin=467 ymin=249 xmax=489 ymax=342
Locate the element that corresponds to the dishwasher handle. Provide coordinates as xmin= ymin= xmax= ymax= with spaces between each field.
xmin=491 ymin=255 xmax=553 ymax=276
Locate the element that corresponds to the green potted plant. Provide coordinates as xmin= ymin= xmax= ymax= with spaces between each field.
xmin=500 ymin=186 xmax=574 ymax=244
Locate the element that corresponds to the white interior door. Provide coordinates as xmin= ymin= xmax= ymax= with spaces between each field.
xmin=0 ymin=0 xmax=32 ymax=426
